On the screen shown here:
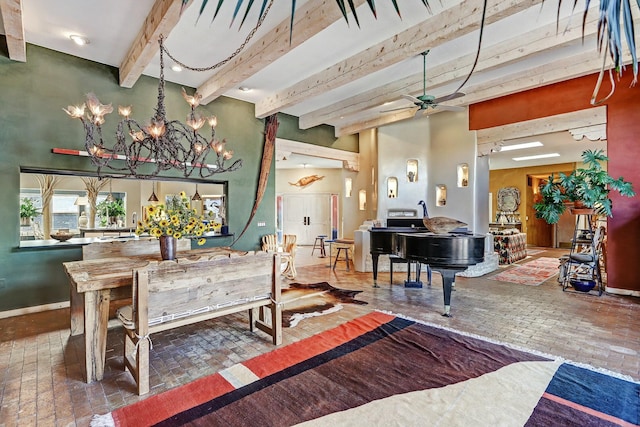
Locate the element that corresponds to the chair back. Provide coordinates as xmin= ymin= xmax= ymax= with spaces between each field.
xmin=261 ymin=234 xmax=278 ymax=252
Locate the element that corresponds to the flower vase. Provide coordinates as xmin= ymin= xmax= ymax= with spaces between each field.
xmin=159 ymin=235 xmax=177 ymax=260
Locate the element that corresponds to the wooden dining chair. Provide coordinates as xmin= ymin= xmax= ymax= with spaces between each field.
xmin=261 ymin=234 xmax=297 ymax=279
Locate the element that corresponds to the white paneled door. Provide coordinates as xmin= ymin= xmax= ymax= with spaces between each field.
xmin=282 ymin=194 xmax=331 ymax=245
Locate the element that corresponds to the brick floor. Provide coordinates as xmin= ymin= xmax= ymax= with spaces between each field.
xmin=0 ymin=247 xmax=638 ymax=426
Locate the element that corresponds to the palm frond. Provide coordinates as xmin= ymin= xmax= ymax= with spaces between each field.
xmin=229 ymin=0 xmax=245 ymax=28
xmin=239 ymin=0 xmax=256 ymax=28
xmin=366 ymin=0 xmax=378 ymax=18
xmin=194 ymin=0 xmax=425 ymax=30
xmin=347 ymin=0 xmax=361 ymax=28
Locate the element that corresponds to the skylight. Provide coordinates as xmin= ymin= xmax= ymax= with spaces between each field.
xmin=500 ymin=141 xmax=543 ymax=151
xmin=512 ymin=153 xmax=560 ymax=161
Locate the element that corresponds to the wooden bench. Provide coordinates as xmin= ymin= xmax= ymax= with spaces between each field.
xmin=70 ymin=238 xmax=192 ymax=335
xmin=117 ymin=250 xmax=282 ymax=395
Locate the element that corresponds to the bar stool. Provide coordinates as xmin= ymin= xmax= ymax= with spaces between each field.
xmin=311 ymin=235 xmax=327 ymax=257
xmin=332 ymin=239 xmax=354 ymax=271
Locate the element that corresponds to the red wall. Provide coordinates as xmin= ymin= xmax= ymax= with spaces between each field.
xmin=470 ymin=72 xmax=640 ymax=294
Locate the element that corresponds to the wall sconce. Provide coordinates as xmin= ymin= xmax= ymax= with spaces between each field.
xmin=406 ymin=159 xmax=418 ymax=182
xmin=457 ymin=163 xmax=469 ymax=187
xmin=359 ymin=190 xmax=367 ymax=211
xmin=436 ymin=184 xmax=447 ymax=206
xmin=345 ymin=177 xmax=352 ymax=197
xmin=387 ymin=177 xmax=398 ymax=198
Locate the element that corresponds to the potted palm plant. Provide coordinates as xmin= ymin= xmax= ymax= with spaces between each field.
xmin=20 ymin=197 xmax=40 ymax=226
xmin=534 ymin=149 xmax=635 ymax=224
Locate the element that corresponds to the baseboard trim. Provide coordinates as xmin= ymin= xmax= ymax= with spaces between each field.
xmin=0 ymin=301 xmax=70 ymax=320
xmin=605 ymin=287 xmax=640 ymax=297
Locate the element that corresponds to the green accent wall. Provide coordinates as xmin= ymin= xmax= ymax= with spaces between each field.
xmin=0 ymin=42 xmax=356 ymax=312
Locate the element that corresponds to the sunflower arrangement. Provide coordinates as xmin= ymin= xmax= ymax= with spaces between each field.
xmin=135 ymin=191 xmax=218 ymax=246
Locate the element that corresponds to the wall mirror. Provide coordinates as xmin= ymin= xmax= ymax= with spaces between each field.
xmin=19 ymin=168 xmax=226 ymax=242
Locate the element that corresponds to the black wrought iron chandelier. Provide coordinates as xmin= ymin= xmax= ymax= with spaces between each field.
xmin=63 ymin=36 xmax=242 ymax=179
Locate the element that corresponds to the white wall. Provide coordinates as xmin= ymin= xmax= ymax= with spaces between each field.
xmin=375 ymin=111 xmax=487 ymax=234
xmin=428 ymin=111 xmax=484 ymax=232
xmin=377 ymin=118 xmax=431 ymax=222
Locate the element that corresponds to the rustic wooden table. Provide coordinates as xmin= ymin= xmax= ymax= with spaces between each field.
xmin=63 ymin=247 xmax=239 ymax=383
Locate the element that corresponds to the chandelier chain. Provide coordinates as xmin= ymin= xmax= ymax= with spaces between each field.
xmin=161 ymin=0 xmax=274 ymax=73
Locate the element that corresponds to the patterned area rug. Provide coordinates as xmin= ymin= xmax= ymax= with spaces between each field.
xmin=490 ymin=257 xmax=560 ymax=286
xmin=91 ymin=311 xmax=639 ymax=426
xmin=526 ymin=248 xmax=546 ymax=256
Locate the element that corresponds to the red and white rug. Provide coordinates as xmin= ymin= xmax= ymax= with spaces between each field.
xmin=489 ymin=257 xmax=560 ymax=286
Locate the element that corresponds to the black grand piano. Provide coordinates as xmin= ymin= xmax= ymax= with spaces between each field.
xmin=370 ymin=218 xmax=485 ymax=316
xmin=369 ymin=218 xmax=426 ymax=287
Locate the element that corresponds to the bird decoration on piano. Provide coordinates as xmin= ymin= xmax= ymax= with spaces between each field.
xmin=418 ymin=200 xmax=467 ymax=234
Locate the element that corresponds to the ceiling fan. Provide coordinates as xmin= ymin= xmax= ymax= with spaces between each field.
xmin=383 ymin=51 xmax=465 ymax=118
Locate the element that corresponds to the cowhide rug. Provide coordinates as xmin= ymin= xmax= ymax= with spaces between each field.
xmin=281 ymin=282 xmax=367 ymax=327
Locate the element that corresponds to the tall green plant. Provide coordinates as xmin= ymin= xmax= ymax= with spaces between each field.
xmin=534 ymin=149 xmax=635 ymax=224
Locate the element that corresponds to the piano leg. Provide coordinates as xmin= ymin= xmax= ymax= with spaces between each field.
xmin=371 ymin=253 xmax=380 ymax=288
xmin=439 ymin=269 xmax=458 ymax=317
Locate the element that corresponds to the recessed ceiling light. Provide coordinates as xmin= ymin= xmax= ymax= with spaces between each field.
xmin=513 ymin=153 xmax=560 ymax=161
xmin=69 ymin=35 xmax=89 ymax=46
xmin=171 ymin=65 xmax=182 ymax=72
xmin=500 ymin=141 xmax=543 ymax=151
xmin=239 ymin=86 xmax=251 ymax=92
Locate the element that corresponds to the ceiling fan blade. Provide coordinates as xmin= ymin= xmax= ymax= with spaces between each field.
xmin=402 ymin=94 xmax=423 ymax=105
xmin=433 ymin=92 xmax=465 ymax=103
xmin=381 ymin=106 xmax=414 ymax=113
xmin=436 ymin=104 xmax=465 ymax=112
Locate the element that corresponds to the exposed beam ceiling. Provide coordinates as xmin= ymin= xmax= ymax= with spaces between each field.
xmin=197 ymin=0 xmax=367 ymax=105
xmin=119 ymin=0 xmax=193 ymax=88
xmin=2 ymin=0 xmax=636 ymax=150
xmin=0 ymin=0 xmax=26 ymax=62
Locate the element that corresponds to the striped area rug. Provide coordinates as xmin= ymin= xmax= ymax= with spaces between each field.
xmin=92 ymin=311 xmax=639 ymax=426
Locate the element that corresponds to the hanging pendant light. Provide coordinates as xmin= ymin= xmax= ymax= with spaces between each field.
xmin=192 ymin=184 xmax=202 ymax=201
xmin=148 ymin=181 xmax=159 ymax=202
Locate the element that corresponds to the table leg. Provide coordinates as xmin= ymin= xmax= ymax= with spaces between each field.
xmin=83 ymin=289 xmax=111 ymax=383
xmin=69 ymin=284 xmax=84 ymax=336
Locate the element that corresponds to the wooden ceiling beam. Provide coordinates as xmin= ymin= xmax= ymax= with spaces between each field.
xmin=119 ymin=0 xmax=193 ymax=88
xmin=336 ymin=47 xmax=634 ymax=136
xmin=197 ymin=0 xmax=366 ymax=105
xmin=254 ymin=0 xmax=541 ymax=118
xmin=476 ymin=108 xmax=607 ymax=150
xmin=301 ymin=2 xmax=604 ymax=129
xmin=0 ymin=0 xmax=26 ymax=62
